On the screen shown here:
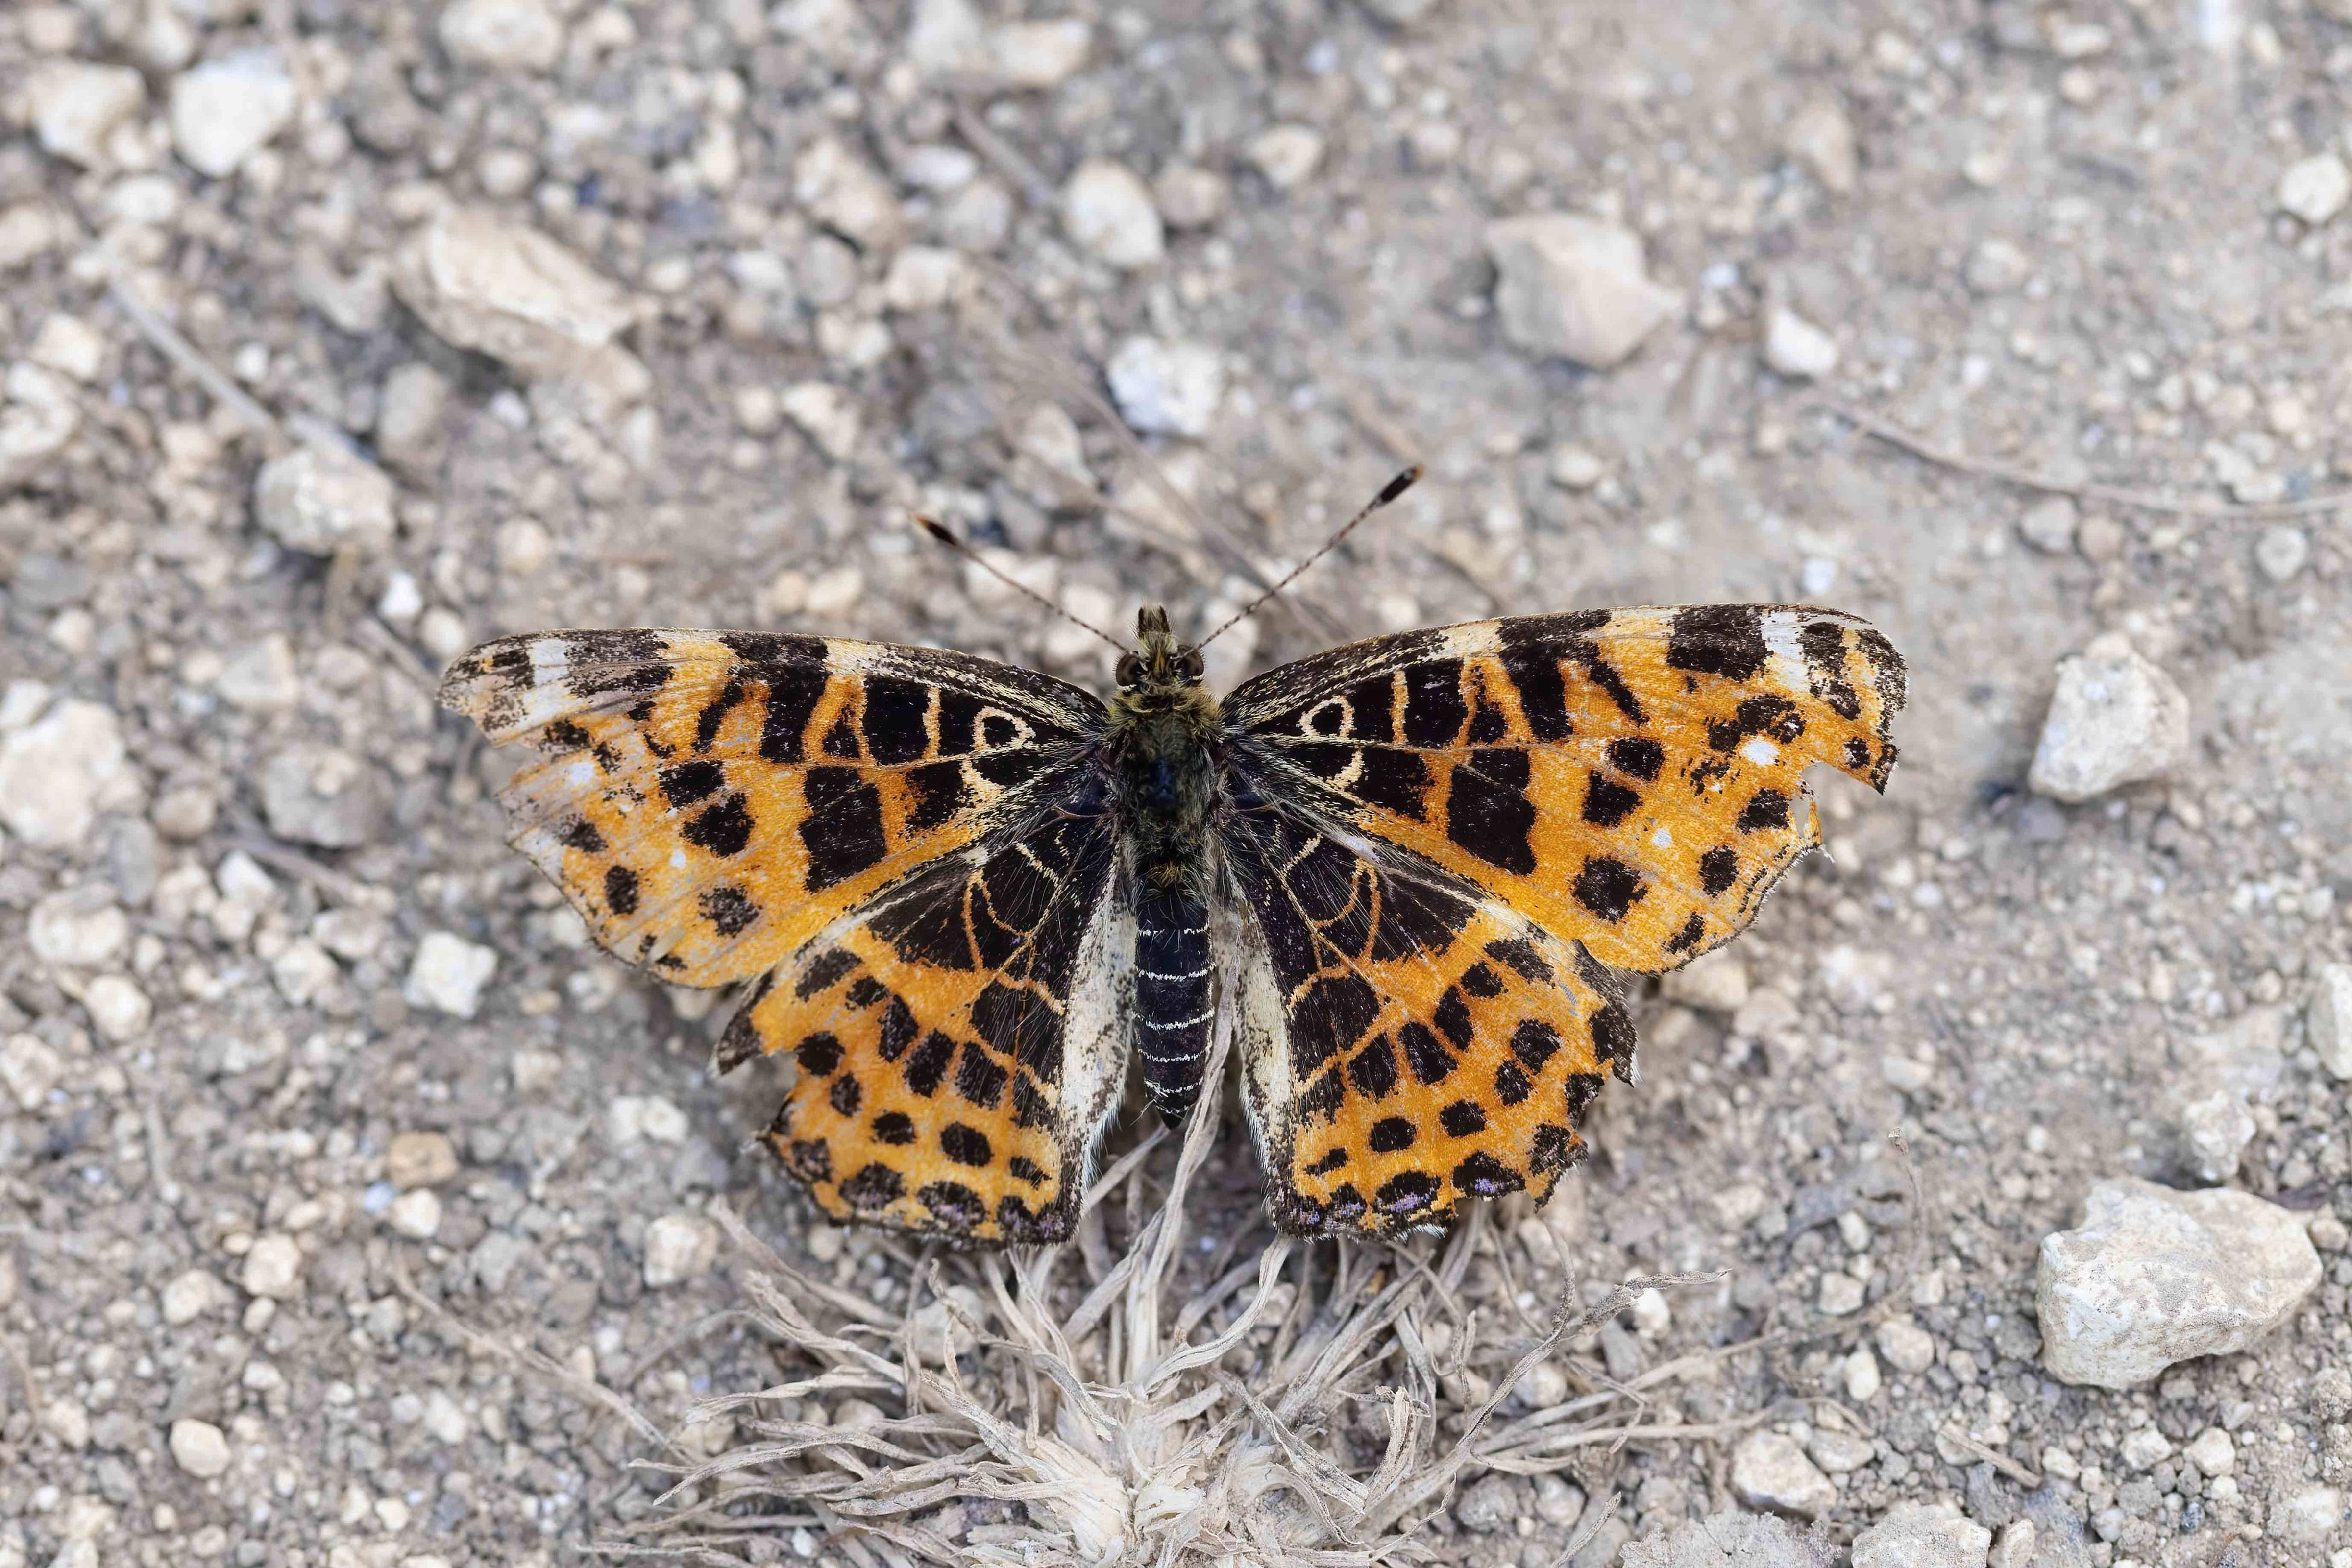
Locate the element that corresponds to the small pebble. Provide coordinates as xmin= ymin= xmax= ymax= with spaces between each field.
xmin=170 ymin=1419 xmax=233 ymax=1480
xmin=2182 ymin=1426 xmax=2235 ymax=1477
xmin=1783 ymin=96 xmax=1859 ymax=192
xmin=1875 ymin=1318 xmax=1938 ymax=1374
xmin=643 ymin=1214 xmax=719 ymax=1287
xmin=386 ymin=1189 xmax=442 ymax=1240
xmin=1730 ymin=1431 xmax=1838 ymax=1518
xmin=439 ymin=0 xmax=566 ymax=72
xmin=170 ymin=49 xmax=297 ymax=179
xmin=1250 ymin=125 xmax=1325 ymax=190
xmin=2017 ymin=497 xmax=2078 ymax=554
xmin=2279 ymin=153 xmax=2352 ymax=225
xmin=1964 ymin=238 xmax=2031 ymax=295
xmin=1154 ymin=166 xmax=1228 ymax=230
xmin=1061 ymin=158 xmax=1164 ymax=270
xmin=1107 ymin=336 xmax=1225 ymax=438
xmin=387 ymin=1132 xmax=460 ymax=1189
xmin=162 ymin=1269 xmax=225 ymax=1326
xmin=1851 ymin=1503 xmax=1990 ymax=1568
xmin=1485 ymin=213 xmax=1681 ymax=369
xmin=241 ymin=1234 xmax=305 ymax=1301
xmin=1548 ymin=444 xmax=1606 ymax=490
xmin=2254 ymin=524 xmax=2310 ymax=582
xmin=1842 ymin=1345 xmax=1883 ymax=1401
xmin=405 ymin=932 xmax=499 ymax=1019
xmin=2027 ymin=633 xmax=2191 ymax=803
xmin=1762 ymin=305 xmax=1839 ymax=379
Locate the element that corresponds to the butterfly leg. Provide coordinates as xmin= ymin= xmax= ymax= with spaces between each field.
xmin=1133 ymin=877 xmax=1213 ymax=1125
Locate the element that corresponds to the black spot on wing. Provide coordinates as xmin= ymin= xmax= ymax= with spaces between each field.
xmin=1399 ymin=1021 xmax=1454 ymax=1085
xmin=682 ymin=794 xmax=755 ymax=857
xmin=1369 ymin=1116 xmax=1416 ymax=1153
xmin=1697 ymin=846 xmax=1739 ymax=896
xmin=954 ymin=1043 xmax=1009 ymax=1110
xmin=1607 ymin=737 xmax=1664 ymax=781
xmin=786 ymin=1138 xmax=831 ymax=1183
xmin=1306 ymin=1147 xmax=1349 ymax=1176
xmin=906 ymin=761 xmax=972 ymax=832
xmin=795 ymin=1032 xmax=842 ymax=1075
xmin=1452 ymin=1151 xmax=1523 ymax=1197
xmin=559 ymin=817 xmax=606 ymax=853
xmin=758 ymin=664 xmax=829 ymax=764
xmin=1510 ymin=1019 xmax=1561 ymax=1071
xmin=1580 ymin=771 xmax=1641 ymax=828
xmin=1484 ymin=937 xmax=1552 ymax=984
xmin=828 ymin=1074 xmax=862 ymax=1115
xmin=695 ymin=679 xmax=745 ymax=750
xmin=800 ymin=768 xmax=887 ymax=888
xmin=1665 ymin=912 xmax=1706 ymax=954
xmin=1440 ymin=1099 xmax=1487 ymax=1137
xmin=1400 ymin=661 xmax=1468 ymax=746
xmin=699 ymin=885 xmax=760 ymax=935
xmin=939 ymin=1123 xmax=992 ymax=1167
xmin=1665 ymin=604 xmax=1767 ymax=681
xmin=918 ymin=1180 xmax=983 ymax=1228
xmin=1355 ymin=748 xmax=1434 ymax=820
xmin=1368 ymin=875 xmax=1476 ymax=961
xmin=1738 ymin=789 xmax=1791 ymax=832
xmin=1292 ymin=975 xmax=1382 ymax=1075
xmin=903 ymin=1031 xmax=956 ymax=1096
xmin=604 ymin=864 xmax=639 ymax=915
xmin=822 ymin=710 xmax=861 ymax=760
xmin=1592 ymin=1001 xmax=1637 ymax=1071
xmin=863 ymin=677 xmax=932 ymax=765
xmin=660 ymin=759 xmax=725 ymax=808
xmin=872 ymin=1111 xmax=914 ymax=1145
xmin=1374 ymin=1170 xmax=1440 ymax=1220
xmin=1446 ymin=755 xmax=1537 ymax=875
xmin=1348 ymin=1035 xmax=1399 ymax=1099
xmin=1572 ymin=856 xmax=1645 ymax=921
xmin=840 ymin=1163 xmax=905 ymax=1209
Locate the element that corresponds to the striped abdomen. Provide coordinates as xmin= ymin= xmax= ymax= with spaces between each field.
xmin=1133 ymin=880 xmax=1213 ymax=1123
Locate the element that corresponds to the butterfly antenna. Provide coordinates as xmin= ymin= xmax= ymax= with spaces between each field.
xmin=1196 ymin=466 xmax=1423 ymax=650
xmin=915 ymin=516 xmax=1130 ymax=652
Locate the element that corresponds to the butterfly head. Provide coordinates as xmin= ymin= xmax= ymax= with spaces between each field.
xmin=1115 ymin=606 xmax=1205 ymax=694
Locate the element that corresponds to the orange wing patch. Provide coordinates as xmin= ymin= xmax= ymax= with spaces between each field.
xmin=438 ymin=630 xmax=1101 ymax=988
xmin=721 ymin=809 xmax=1126 ymax=1245
xmin=1227 ymin=605 xmax=1905 ymax=975
xmin=1223 ymin=804 xmax=1625 ymax=1238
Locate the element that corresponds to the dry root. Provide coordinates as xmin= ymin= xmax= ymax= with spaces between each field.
xmin=601 ymin=1013 xmax=1728 ymax=1567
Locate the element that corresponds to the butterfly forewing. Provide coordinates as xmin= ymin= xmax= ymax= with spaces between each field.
xmin=1225 ymin=605 xmax=1906 ymax=976
xmin=438 ymin=630 xmax=1104 ymax=987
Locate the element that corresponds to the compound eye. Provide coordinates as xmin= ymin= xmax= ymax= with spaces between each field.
xmin=1115 ymin=653 xmax=1145 ymax=686
xmin=1176 ymin=648 xmax=1204 ymax=680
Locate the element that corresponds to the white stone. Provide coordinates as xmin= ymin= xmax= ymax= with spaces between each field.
xmin=2178 ymin=1089 xmax=2255 ymax=1182
xmin=43 ymin=1395 xmax=90 ymax=1450
xmin=642 ymin=1213 xmax=718 ymax=1287
xmin=2018 ymin=497 xmax=2078 ymax=554
xmin=386 ymin=1189 xmax=442 ymax=1240
xmin=1818 ymin=1272 xmax=1866 ymax=1316
xmin=161 ymin=1268 xmax=226 ymax=1326
xmin=1762 ymin=306 xmax=1839 ymax=379
xmin=990 ymin=19 xmax=1090 ymax=89
xmin=2255 ymin=524 xmax=2311 ymax=582
xmin=255 ymin=443 xmax=397 ymax=556
xmin=30 ymin=315 xmax=106 ymax=384
xmin=0 ymin=699 xmax=131 ymax=851
xmin=217 ymin=635 xmax=300 ymax=713
xmin=2035 ymin=1177 xmax=2322 ymax=1388
xmin=794 ymin=137 xmax=906 ymax=252
xmin=1851 ymin=1503 xmax=1990 ymax=1568
xmin=780 ymin=381 xmax=861 ymax=462
xmin=1106 ymin=336 xmax=1224 ymax=438
xmin=391 ymin=208 xmax=640 ymax=386
xmin=29 ymin=890 xmax=129 ymax=969
xmin=82 ymin=975 xmax=152 ymax=1043
xmin=1062 ymin=158 xmax=1164 ymax=269
xmin=439 ymin=0 xmax=565 ymax=72
xmin=1729 ymin=1431 xmax=1838 ymax=1518
xmin=388 ymin=1131 xmax=460 ymax=1188
xmin=1154 ymin=166 xmax=1228 ymax=230
xmin=0 ymin=1033 xmax=64 ymax=1112
xmin=2279 ymin=154 xmax=2352 ymax=225
xmin=2026 ymin=635 xmax=2190 ymax=803
xmin=2274 ymin=1487 xmax=2345 ymax=1540
xmin=1874 ymin=1318 xmax=1937 ymax=1374
xmin=1485 ymin=214 xmax=1680 ymax=369
xmin=1964 ymin=238 xmax=2031 ymax=295
xmin=170 ymin=1418 xmax=233 ymax=1480
xmin=0 ymin=202 xmax=63 ymax=271
xmin=1784 ymin=96 xmax=1859 ymax=192
xmin=905 ymin=0 xmax=987 ymax=74
xmin=882 ymin=246 xmax=966 ymax=312
xmin=241 ymin=1233 xmax=305 ymax=1300
xmin=170 ymin=50 xmax=297 ymax=179
xmin=0 ymin=387 xmax=81 ymax=490
xmin=26 ymin=61 xmax=145 ymax=168
xmin=2118 ymin=1427 xmax=2173 ymax=1470
xmin=405 ymin=931 xmax=498 ymax=1019
xmin=2309 ymin=964 xmax=2352 ymax=1081
xmin=1250 ymin=124 xmax=1325 ymax=190
xmin=1988 ymin=1521 xmax=2034 ymax=1568
xmin=1843 ymin=1346 xmax=1882 ymax=1402
xmin=2182 ymin=1426 xmax=2234 ymax=1477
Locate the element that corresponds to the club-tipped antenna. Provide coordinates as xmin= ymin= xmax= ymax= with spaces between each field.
xmin=1196 ymin=466 xmax=1423 ymax=651
xmin=915 ymin=516 xmax=1130 ymax=652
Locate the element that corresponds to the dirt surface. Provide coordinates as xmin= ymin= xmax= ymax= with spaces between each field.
xmin=3 ymin=0 xmax=2351 ymax=1565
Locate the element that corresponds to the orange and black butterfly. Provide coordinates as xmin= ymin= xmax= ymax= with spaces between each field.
xmin=440 ymin=476 xmax=1905 ymax=1245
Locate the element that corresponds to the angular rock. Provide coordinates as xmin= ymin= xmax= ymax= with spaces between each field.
xmin=991 ymin=19 xmax=1091 ymax=88
xmin=1250 ymin=125 xmax=1325 ymax=190
xmin=170 ymin=1418 xmax=233 ymax=1479
xmin=29 ymin=888 xmax=128 ymax=969
xmin=1851 ymin=1504 xmax=1990 ymax=1568
xmin=2026 ymin=634 xmax=2190 ymax=802
xmin=439 ymin=0 xmax=566 ymax=72
xmin=376 ymin=363 xmax=453 ymax=477
xmin=405 ymin=932 xmax=499 ymax=1019
xmin=643 ymin=1213 xmax=718 ymax=1287
xmin=2307 ymin=963 xmax=2352 ymax=1081
xmin=388 ymin=1131 xmax=460 ymax=1189
xmin=793 ymin=137 xmax=906 ymax=252
xmin=240 ymin=1233 xmax=305 ymax=1300
xmin=2272 ymin=1487 xmax=2345 ymax=1540
xmin=1486 ymin=214 xmax=1680 ymax=369
xmin=84 ymin=975 xmax=152 ymax=1043
xmin=0 ymin=365 xmax=84 ymax=491
xmin=1621 ymin=1509 xmax=1836 ymax=1568
xmin=0 ymin=1033 xmax=64 ymax=1112
xmin=2017 ymin=498 xmax=2078 ymax=554
xmin=1783 ymin=96 xmax=1858 ymax=193
xmin=1062 ymin=158 xmax=1164 ymax=270
xmin=254 ymin=443 xmax=397 ymax=557
xmin=259 ymin=745 xmax=386 ymax=849
xmin=1107 ymin=336 xmax=1224 ymax=438
xmin=2279 ymin=154 xmax=2352 ymax=225
xmin=2035 ymin=1177 xmax=2321 ymax=1388
xmin=26 ymin=61 xmax=145 ymax=168
xmin=169 ymin=49 xmax=297 ymax=179
xmin=1762 ymin=307 xmax=1838 ymax=379
xmin=2177 ymin=1089 xmax=2254 ymax=1182
xmin=0 ymin=699 xmax=132 ymax=851
xmin=1730 ymin=1432 xmax=1838 ymax=1518
xmin=391 ymin=209 xmax=641 ymax=386
xmin=1456 ymin=1472 xmax=1534 ymax=1533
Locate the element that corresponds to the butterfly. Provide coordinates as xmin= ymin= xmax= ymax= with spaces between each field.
xmin=438 ymin=479 xmax=1906 ymax=1245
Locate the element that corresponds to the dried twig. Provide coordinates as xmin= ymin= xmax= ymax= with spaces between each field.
xmin=1814 ymin=397 xmax=2352 ymax=523
xmin=107 ymin=279 xmax=289 ymax=453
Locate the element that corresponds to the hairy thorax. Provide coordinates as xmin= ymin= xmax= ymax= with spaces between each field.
xmin=1106 ymin=684 xmax=1223 ymax=892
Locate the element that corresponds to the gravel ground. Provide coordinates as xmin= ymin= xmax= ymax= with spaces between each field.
xmin=4 ymin=0 xmax=2352 ymax=1565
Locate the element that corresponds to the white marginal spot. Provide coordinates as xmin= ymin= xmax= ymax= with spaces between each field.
xmin=566 ymin=761 xmax=596 ymax=788
xmin=1440 ymin=622 xmax=1502 ymax=659
xmin=670 ymin=848 xmax=687 ymax=869
xmin=1740 ymin=737 xmax=1781 ymax=768
xmin=1650 ymin=825 xmax=1673 ymax=849
xmin=528 ymin=637 xmax=570 ymax=688
xmin=1759 ymin=609 xmax=1808 ymax=694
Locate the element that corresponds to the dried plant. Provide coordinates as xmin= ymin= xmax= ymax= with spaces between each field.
xmin=600 ymin=1013 xmax=1733 ymax=1567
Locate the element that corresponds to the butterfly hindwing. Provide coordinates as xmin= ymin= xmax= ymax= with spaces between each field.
xmin=1224 ymin=605 xmax=1906 ymax=975
xmin=1222 ymin=798 xmax=1628 ymax=1238
xmin=438 ymin=630 xmax=1105 ymax=989
xmin=720 ymin=796 xmax=1128 ymax=1245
